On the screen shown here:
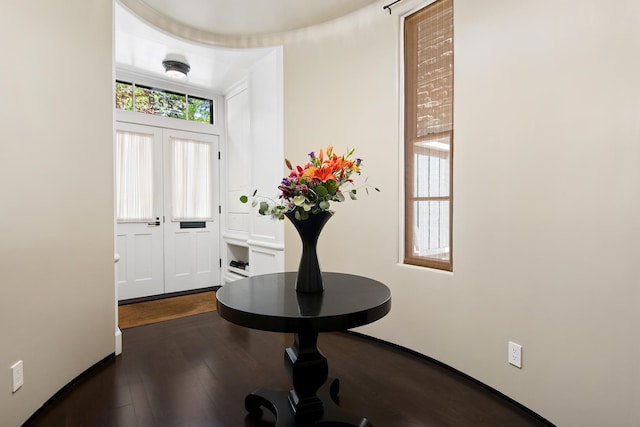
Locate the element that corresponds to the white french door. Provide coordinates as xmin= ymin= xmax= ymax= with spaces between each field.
xmin=116 ymin=123 xmax=220 ymax=300
xmin=163 ymin=129 xmax=220 ymax=293
xmin=115 ymin=123 xmax=164 ymax=300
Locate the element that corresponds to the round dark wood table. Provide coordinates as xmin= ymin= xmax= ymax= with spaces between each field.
xmin=216 ymin=272 xmax=392 ymax=427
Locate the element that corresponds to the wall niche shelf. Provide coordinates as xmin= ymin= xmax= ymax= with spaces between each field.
xmin=225 ymin=241 xmax=250 ymax=280
xmin=228 ymin=266 xmax=250 ymax=277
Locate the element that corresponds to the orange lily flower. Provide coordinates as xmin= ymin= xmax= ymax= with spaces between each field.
xmin=314 ymin=166 xmax=337 ymax=183
xmin=303 ymin=165 xmax=335 ymax=183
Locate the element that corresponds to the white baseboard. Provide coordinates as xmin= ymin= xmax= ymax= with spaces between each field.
xmin=115 ymin=328 xmax=122 ymax=356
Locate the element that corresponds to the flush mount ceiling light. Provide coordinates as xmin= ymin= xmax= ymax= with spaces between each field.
xmin=162 ymin=60 xmax=190 ymax=80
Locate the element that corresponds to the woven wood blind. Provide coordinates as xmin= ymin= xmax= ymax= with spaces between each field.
xmin=404 ymin=0 xmax=453 ymax=270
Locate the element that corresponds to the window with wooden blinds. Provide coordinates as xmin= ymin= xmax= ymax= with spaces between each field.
xmin=404 ymin=0 xmax=453 ymax=271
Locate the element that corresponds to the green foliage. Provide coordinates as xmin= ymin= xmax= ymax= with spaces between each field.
xmin=115 ymin=82 xmax=133 ymax=111
xmin=188 ymin=97 xmax=212 ymax=123
xmin=258 ymin=201 xmax=269 ymax=215
xmin=115 ymin=81 xmax=212 ymax=124
xmin=315 ymin=185 xmax=328 ymax=198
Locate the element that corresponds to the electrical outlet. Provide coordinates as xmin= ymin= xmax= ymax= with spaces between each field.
xmin=508 ymin=341 xmax=522 ymax=368
xmin=11 ymin=360 xmax=23 ymax=392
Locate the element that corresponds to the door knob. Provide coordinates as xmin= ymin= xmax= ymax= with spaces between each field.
xmin=147 ymin=217 xmax=161 ymax=226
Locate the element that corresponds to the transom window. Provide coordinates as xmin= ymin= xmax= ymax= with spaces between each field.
xmin=404 ymin=0 xmax=454 ymax=271
xmin=115 ymin=81 xmax=214 ymax=124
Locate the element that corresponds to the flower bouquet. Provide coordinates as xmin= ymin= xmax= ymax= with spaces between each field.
xmin=240 ymin=146 xmax=378 ymax=220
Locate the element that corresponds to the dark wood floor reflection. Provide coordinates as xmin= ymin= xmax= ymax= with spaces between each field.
xmin=26 ymin=312 xmax=551 ymax=427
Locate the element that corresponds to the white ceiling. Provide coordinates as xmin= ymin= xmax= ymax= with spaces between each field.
xmin=137 ymin=0 xmax=379 ymax=36
xmin=115 ymin=3 xmax=273 ymax=93
xmin=115 ymin=0 xmax=379 ymax=93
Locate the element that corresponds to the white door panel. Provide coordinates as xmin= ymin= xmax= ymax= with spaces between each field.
xmin=163 ymin=130 xmax=220 ymax=293
xmin=115 ymin=123 xmax=164 ymax=300
xmin=116 ymin=225 xmax=164 ymax=299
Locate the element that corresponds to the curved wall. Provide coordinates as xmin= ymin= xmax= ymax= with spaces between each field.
xmin=281 ymin=2 xmax=640 ymax=426
xmin=284 ymin=0 xmax=640 ymax=427
xmin=125 ymin=0 xmax=640 ymax=425
xmin=0 ymin=1 xmax=115 ymax=426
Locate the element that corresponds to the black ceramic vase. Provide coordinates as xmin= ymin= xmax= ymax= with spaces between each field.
xmin=285 ymin=210 xmax=333 ymax=293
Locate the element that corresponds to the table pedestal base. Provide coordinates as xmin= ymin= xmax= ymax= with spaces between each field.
xmin=245 ymin=378 xmax=372 ymax=427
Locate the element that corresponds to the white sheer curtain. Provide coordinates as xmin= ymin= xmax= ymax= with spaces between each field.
xmin=170 ymin=138 xmax=211 ymax=220
xmin=116 ymin=131 xmax=154 ymax=221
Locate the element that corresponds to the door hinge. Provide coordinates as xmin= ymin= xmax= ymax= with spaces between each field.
xmin=219 ymin=205 xmax=222 ymax=214
xmin=219 ymin=258 xmax=222 ymax=268
xmin=218 ymin=151 xmax=221 ymax=160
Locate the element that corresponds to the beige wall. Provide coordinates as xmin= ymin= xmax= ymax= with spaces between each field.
xmin=131 ymin=0 xmax=640 ymax=424
xmin=0 ymin=1 xmax=115 ymax=425
xmin=5 ymin=0 xmax=639 ymax=425
xmin=282 ymin=1 xmax=640 ymax=426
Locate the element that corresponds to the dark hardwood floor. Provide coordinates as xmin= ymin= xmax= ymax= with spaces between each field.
xmin=25 ymin=312 xmax=552 ymax=427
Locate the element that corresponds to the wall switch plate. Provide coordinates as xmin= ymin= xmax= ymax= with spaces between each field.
xmin=11 ymin=360 xmax=23 ymax=392
xmin=508 ymin=341 xmax=522 ymax=368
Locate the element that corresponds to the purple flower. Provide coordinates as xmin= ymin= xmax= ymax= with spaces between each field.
xmin=309 ymin=152 xmax=315 ymax=159
xmin=278 ymin=185 xmax=295 ymax=198
xmin=356 ymin=158 xmax=362 ymax=165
